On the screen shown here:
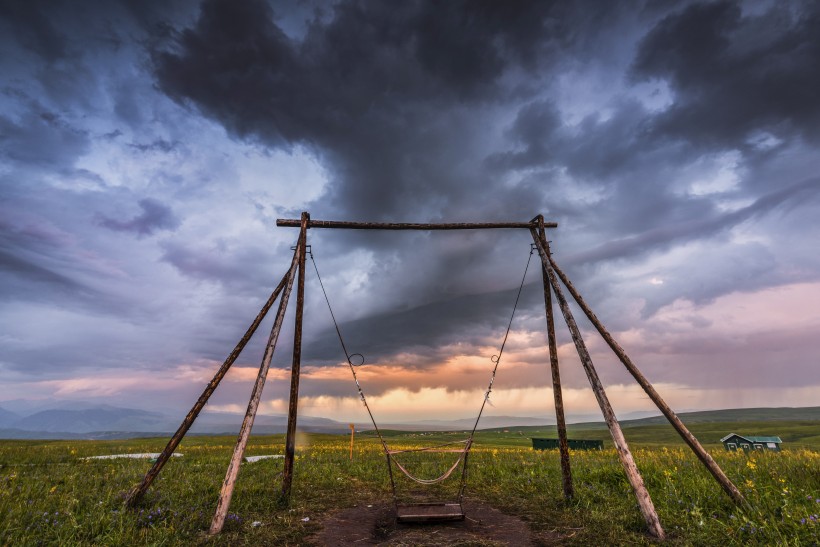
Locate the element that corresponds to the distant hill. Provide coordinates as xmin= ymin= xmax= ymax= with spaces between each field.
xmin=0 ymin=405 xmax=355 ymax=439
xmin=371 ymin=407 xmax=820 ymax=433
xmin=0 ymin=428 xmax=173 ymax=440
xmin=0 ymin=405 xmax=816 ymax=440
xmin=473 ymin=407 xmax=820 ymax=434
xmin=188 ymin=411 xmax=347 ymax=435
xmin=618 ymin=406 xmax=820 ymax=427
xmin=0 ymin=407 xmax=21 ymax=428
xmin=13 ymin=407 xmax=168 ymax=433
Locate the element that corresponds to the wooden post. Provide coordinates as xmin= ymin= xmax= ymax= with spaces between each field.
xmin=125 ymin=272 xmax=290 ymax=508
xmin=535 ymin=217 xmax=573 ymax=501
xmin=349 ymin=423 xmax=355 ymax=461
xmin=531 ymin=230 xmax=665 ymax=540
xmin=546 ymin=254 xmax=746 ymax=506
xmin=209 ymin=245 xmax=301 ymax=534
xmin=281 ymin=212 xmax=309 ymax=502
xmin=276 ymin=219 xmax=557 ymax=230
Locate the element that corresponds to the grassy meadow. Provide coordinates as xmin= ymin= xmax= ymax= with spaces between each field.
xmin=0 ymin=422 xmax=818 ymax=545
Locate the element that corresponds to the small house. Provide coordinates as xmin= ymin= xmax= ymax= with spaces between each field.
xmin=532 ymin=438 xmax=603 ymax=450
xmin=721 ymin=433 xmax=782 ymax=452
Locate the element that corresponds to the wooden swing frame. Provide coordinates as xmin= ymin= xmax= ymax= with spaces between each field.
xmin=123 ymin=212 xmax=745 ymax=539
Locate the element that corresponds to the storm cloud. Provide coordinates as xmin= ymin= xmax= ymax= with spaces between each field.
xmin=1 ymin=0 xmax=819 ymax=419
xmin=98 ymin=198 xmax=181 ymax=237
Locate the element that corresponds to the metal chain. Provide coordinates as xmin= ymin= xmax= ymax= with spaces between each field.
xmin=469 ymin=244 xmax=535 ymax=437
xmin=309 ymin=250 xmax=391 ymax=455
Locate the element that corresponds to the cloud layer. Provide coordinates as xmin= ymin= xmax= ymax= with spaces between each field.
xmin=1 ymin=0 xmax=819 ymax=421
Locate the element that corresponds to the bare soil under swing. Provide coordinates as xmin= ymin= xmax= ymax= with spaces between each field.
xmin=308 ymin=499 xmax=564 ymax=546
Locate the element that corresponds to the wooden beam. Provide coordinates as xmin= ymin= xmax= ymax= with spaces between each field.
xmin=536 ymin=217 xmax=573 ymax=501
xmin=281 ymin=212 xmax=309 ymax=502
xmin=125 ymin=272 xmax=290 ymax=508
xmin=531 ymin=229 xmax=665 ymax=540
xmin=546 ymin=254 xmax=746 ymax=507
xmin=276 ymin=219 xmax=557 ymax=230
xmin=209 ymin=244 xmax=301 ymax=534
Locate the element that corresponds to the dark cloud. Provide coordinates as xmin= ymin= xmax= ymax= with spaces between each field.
xmin=0 ymin=208 xmax=132 ymax=365
xmin=303 ymin=283 xmax=535 ymax=365
xmin=0 ymin=1 xmax=68 ymax=62
xmin=0 ymin=215 xmax=85 ymax=300
xmin=159 ymin=238 xmax=286 ymax=295
xmin=128 ymin=139 xmax=178 ymax=153
xmin=148 ymin=0 xmax=587 ymax=368
xmin=632 ymin=0 xmax=820 ymax=148
xmin=0 ymin=108 xmax=90 ymax=168
xmin=0 ymin=249 xmax=84 ymax=294
xmin=484 ymin=100 xmax=563 ymax=172
xmin=1 ymin=0 xmax=819 ymax=413
xmin=98 ymin=198 xmax=181 ymax=237
xmin=152 ymin=0 xmax=573 ymax=220
xmin=146 ymin=0 xmax=820 ymax=377
xmin=564 ymin=176 xmax=820 ymax=267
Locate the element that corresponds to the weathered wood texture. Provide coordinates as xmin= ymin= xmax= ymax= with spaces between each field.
xmin=536 ymin=218 xmax=573 ymax=501
xmin=209 ymin=244 xmax=301 ymax=535
xmin=531 ymin=230 xmax=665 ymax=540
xmin=281 ymin=212 xmax=309 ymax=502
xmin=396 ymin=503 xmax=465 ymax=523
xmin=546 ymin=254 xmax=745 ymax=506
xmin=125 ymin=272 xmax=290 ymax=508
xmin=276 ymin=219 xmax=557 ymax=230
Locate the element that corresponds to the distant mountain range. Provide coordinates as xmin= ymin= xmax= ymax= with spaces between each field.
xmin=0 ymin=405 xmax=350 ymax=439
xmin=0 ymin=403 xmax=817 ymax=440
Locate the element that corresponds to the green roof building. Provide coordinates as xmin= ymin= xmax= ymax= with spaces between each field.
xmin=531 ymin=438 xmax=603 ymax=450
xmin=721 ymin=433 xmax=782 ymax=452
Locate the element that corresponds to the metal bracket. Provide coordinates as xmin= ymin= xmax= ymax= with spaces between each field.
xmin=291 ymin=244 xmax=312 ymax=257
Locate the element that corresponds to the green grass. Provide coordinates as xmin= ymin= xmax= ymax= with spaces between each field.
xmin=364 ymin=419 xmax=820 ymax=451
xmin=0 ymin=425 xmax=818 ymax=545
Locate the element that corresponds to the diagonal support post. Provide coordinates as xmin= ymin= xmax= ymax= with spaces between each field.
xmin=531 ymin=229 xmax=665 ymax=539
xmin=546 ymin=254 xmax=745 ymax=506
xmin=534 ymin=216 xmax=573 ymax=501
xmin=125 ymin=271 xmax=291 ymax=508
xmin=209 ymin=238 xmax=302 ymax=534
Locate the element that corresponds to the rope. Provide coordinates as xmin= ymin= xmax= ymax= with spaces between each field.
xmin=310 ymin=245 xmax=534 ymax=498
xmin=468 ymin=245 xmax=535 ymax=437
xmin=310 ymin=248 xmax=354 ymax=364
xmin=391 ymin=446 xmax=470 ymax=485
xmin=309 ymin=250 xmax=390 ymax=456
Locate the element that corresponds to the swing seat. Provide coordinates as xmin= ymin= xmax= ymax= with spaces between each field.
xmin=396 ymin=502 xmax=465 ymax=523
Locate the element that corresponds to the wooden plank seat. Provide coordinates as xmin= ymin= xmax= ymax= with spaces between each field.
xmin=396 ymin=503 xmax=465 ymax=523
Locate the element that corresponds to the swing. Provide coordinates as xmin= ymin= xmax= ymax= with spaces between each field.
xmin=310 ymin=244 xmax=535 ymax=522
xmin=129 ymin=215 xmax=743 ymax=540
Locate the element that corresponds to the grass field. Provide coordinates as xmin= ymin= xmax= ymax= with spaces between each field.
xmin=456 ymin=418 xmax=820 ymax=450
xmin=0 ymin=421 xmax=818 ymax=545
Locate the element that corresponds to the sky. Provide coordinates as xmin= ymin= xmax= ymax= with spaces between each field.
xmin=1 ymin=0 xmax=819 ymax=424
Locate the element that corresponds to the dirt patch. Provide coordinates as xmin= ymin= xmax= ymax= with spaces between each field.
xmin=308 ymin=499 xmax=563 ymax=546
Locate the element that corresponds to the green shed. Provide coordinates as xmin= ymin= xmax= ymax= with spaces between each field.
xmin=531 ymin=438 xmax=603 ymax=450
xmin=721 ymin=433 xmax=782 ymax=452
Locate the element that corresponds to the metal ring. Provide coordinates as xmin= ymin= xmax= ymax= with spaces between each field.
xmin=348 ymin=353 xmax=365 ymax=366
xmin=490 ymin=355 xmax=499 ymax=364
